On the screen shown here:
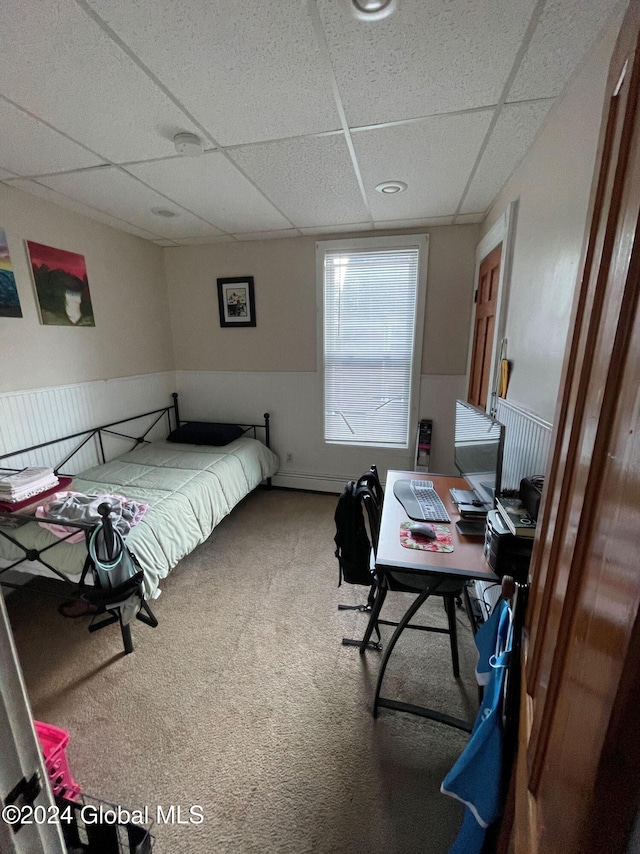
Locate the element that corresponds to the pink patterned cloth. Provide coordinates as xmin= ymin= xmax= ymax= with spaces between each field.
xmin=36 ymin=491 xmax=150 ymax=543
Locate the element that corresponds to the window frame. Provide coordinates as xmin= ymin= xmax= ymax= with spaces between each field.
xmin=316 ymin=234 xmax=428 ymax=451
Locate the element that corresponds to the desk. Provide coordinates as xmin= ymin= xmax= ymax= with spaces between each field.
xmin=362 ymin=470 xmax=498 ymax=730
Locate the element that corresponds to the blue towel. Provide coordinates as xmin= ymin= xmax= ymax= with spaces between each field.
xmin=473 ymin=597 xmax=508 ymax=686
xmin=441 ymin=600 xmax=512 ymax=853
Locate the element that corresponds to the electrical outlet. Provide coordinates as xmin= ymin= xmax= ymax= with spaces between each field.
xmin=286 ymin=452 xmax=293 ymax=463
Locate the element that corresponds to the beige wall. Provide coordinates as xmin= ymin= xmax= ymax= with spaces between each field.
xmin=165 ymin=236 xmax=317 ymax=373
xmin=0 ymin=184 xmax=173 ymax=393
xmin=164 ymin=224 xmax=478 ymax=482
xmin=481 ymin=14 xmax=621 ymax=423
xmin=164 ymin=224 xmax=479 ymax=375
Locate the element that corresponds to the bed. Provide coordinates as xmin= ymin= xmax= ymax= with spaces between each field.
xmin=0 ymin=393 xmax=279 ymax=652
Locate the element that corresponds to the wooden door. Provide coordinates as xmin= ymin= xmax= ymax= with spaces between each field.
xmin=468 ymin=243 xmax=502 ymax=409
xmin=503 ymin=4 xmax=640 ymax=853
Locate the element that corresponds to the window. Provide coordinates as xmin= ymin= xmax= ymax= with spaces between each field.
xmin=319 ymin=235 xmax=427 ymax=448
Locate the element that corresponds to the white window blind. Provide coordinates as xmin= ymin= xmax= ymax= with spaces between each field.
xmin=323 ymin=244 xmax=421 ymax=447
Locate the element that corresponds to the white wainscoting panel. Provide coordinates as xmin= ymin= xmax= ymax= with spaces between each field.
xmin=495 ymin=397 xmax=553 ymax=491
xmin=177 ymin=370 xmax=467 ymax=492
xmin=0 ymin=372 xmax=176 ymax=474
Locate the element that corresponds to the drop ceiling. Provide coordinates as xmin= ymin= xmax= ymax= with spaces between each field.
xmin=0 ymin=0 xmax=621 ymax=246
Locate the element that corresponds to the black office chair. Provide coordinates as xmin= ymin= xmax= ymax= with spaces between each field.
xmin=350 ymin=472 xmax=466 ymax=679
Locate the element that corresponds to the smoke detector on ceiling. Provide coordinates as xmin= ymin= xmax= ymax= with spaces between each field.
xmin=173 ymin=132 xmax=204 ymax=157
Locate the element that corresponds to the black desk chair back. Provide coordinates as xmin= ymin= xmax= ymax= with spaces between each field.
xmin=341 ymin=466 xmax=465 ymax=679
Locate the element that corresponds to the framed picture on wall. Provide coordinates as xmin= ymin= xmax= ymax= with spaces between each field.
xmin=0 ymin=228 xmax=22 ymax=318
xmin=26 ymin=240 xmax=95 ymax=326
xmin=217 ymin=276 xmax=256 ymax=328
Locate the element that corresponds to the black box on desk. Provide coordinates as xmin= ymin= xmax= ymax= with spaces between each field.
xmin=484 ymin=509 xmax=532 ymax=583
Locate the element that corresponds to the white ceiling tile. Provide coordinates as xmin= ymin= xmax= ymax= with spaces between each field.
xmin=8 ymin=178 xmax=162 ymax=240
xmin=299 ymin=223 xmax=372 ymax=235
xmin=353 ymin=111 xmax=493 ymax=220
xmin=0 ymin=0 xmax=618 ymax=240
xmin=33 ymin=167 xmax=224 ymax=240
xmin=317 ymin=0 xmax=538 ymax=127
xmin=126 ymin=152 xmax=292 ymax=233
xmin=152 ymin=239 xmax=181 ymax=247
xmin=0 ymin=0 xmax=202 ymax=162
xmin=0 ymin=99 xmax=103 ymax=176
xmin=374 ymin=217 xmax=455 ymax=229
xmin=509 ymin=0 xmax=621 ymax=101
xmin=229 ymin=135 xmax=370 ymax=228
xmin=85 ymin=0 xmax=340 ymax=146
xmin=461 ymin=100 xmax=554 ymax=214
xmin=232 ymin=230 xmax=301 ymax=242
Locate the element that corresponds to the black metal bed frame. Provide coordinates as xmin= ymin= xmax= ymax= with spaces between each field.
xmin=0 ymin=392 xmax=273 ymax=654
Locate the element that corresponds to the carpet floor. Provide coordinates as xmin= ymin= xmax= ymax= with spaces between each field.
xmin=6 ymin=489 xmax=480 ymax=854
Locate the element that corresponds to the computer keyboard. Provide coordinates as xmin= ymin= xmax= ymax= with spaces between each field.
xmin=393 ymin=478 xmax=451 ymax=523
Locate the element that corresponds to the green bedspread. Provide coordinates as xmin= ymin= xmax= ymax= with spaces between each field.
xmin=0 ymin=438 xmax=279 ymax=601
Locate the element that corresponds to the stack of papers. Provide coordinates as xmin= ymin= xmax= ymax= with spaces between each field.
xmin=0 ymin=467 xmax=59 ymax=503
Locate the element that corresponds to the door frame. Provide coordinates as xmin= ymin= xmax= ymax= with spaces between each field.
xmin=0 ymin=593 xmax=66 ymax=853
xmin=500 ymin=3 xmax=640 ymax=849
xmin=466 ymin=199 xmax=518 ymax=414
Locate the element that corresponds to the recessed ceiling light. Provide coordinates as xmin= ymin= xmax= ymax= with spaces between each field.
xmin=351 ymin=0 xmax=397 ymax=21
xmin=375 ymin=180 xmax=408 ymax=194
xmin=151 ymin=207 xmax=179 ymax=218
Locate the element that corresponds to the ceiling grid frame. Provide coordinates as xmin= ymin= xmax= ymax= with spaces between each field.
xmin=72 ymin=0 xmax=303 ymax=237
xmin=0 ymin=0 xmax=624 ymax=242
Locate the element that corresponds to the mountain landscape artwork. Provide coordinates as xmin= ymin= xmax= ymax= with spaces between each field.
xmin=0 ymin=228 xmax=22 ymax=318
xmin=26 ymin=240 xmax=95 ymax=326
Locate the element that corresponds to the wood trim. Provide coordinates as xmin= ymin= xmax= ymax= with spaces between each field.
xmin=507 ymin=661 xmax=537 ymax=854
xmin=500 ymin=5 xmax=640 ymax=851
xmin=527 ymin=36 xmax=640 ymax=790
xmin=586 ymin=608 xmax=640 ymax=851
xmin=526 ymin=40 xmax=630 ymax=673
xmin=468 ymin=244 xmax=502 ymax=408
xmin=525 ymin=83 xmax=621 ymax=658
xmin=467 ymin=200 xmax=518 ymax=413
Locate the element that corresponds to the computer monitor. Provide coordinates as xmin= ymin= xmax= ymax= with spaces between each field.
xmin=453 ymin=399 xmax=505 ymax=511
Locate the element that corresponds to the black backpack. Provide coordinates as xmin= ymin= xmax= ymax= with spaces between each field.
xmin=334 ymin=469 xmax=381 ymax=587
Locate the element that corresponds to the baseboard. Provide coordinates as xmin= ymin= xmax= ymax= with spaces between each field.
xmin=271 ymin=471 xmax=346 ymax=493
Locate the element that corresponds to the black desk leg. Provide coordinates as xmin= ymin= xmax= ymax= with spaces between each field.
xmin=372 ymin=579 xmax=472 ymax=730
xmin=444 ymin=594 xmax=460 ymax=678
xmin=373 ymin=587 xmax=429 ymax=717
xmin=357 ymin=584 xmax=388 ymax=654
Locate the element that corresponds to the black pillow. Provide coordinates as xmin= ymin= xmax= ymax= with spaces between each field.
xmin=167 ymin=421 xmax=245 ymax=446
